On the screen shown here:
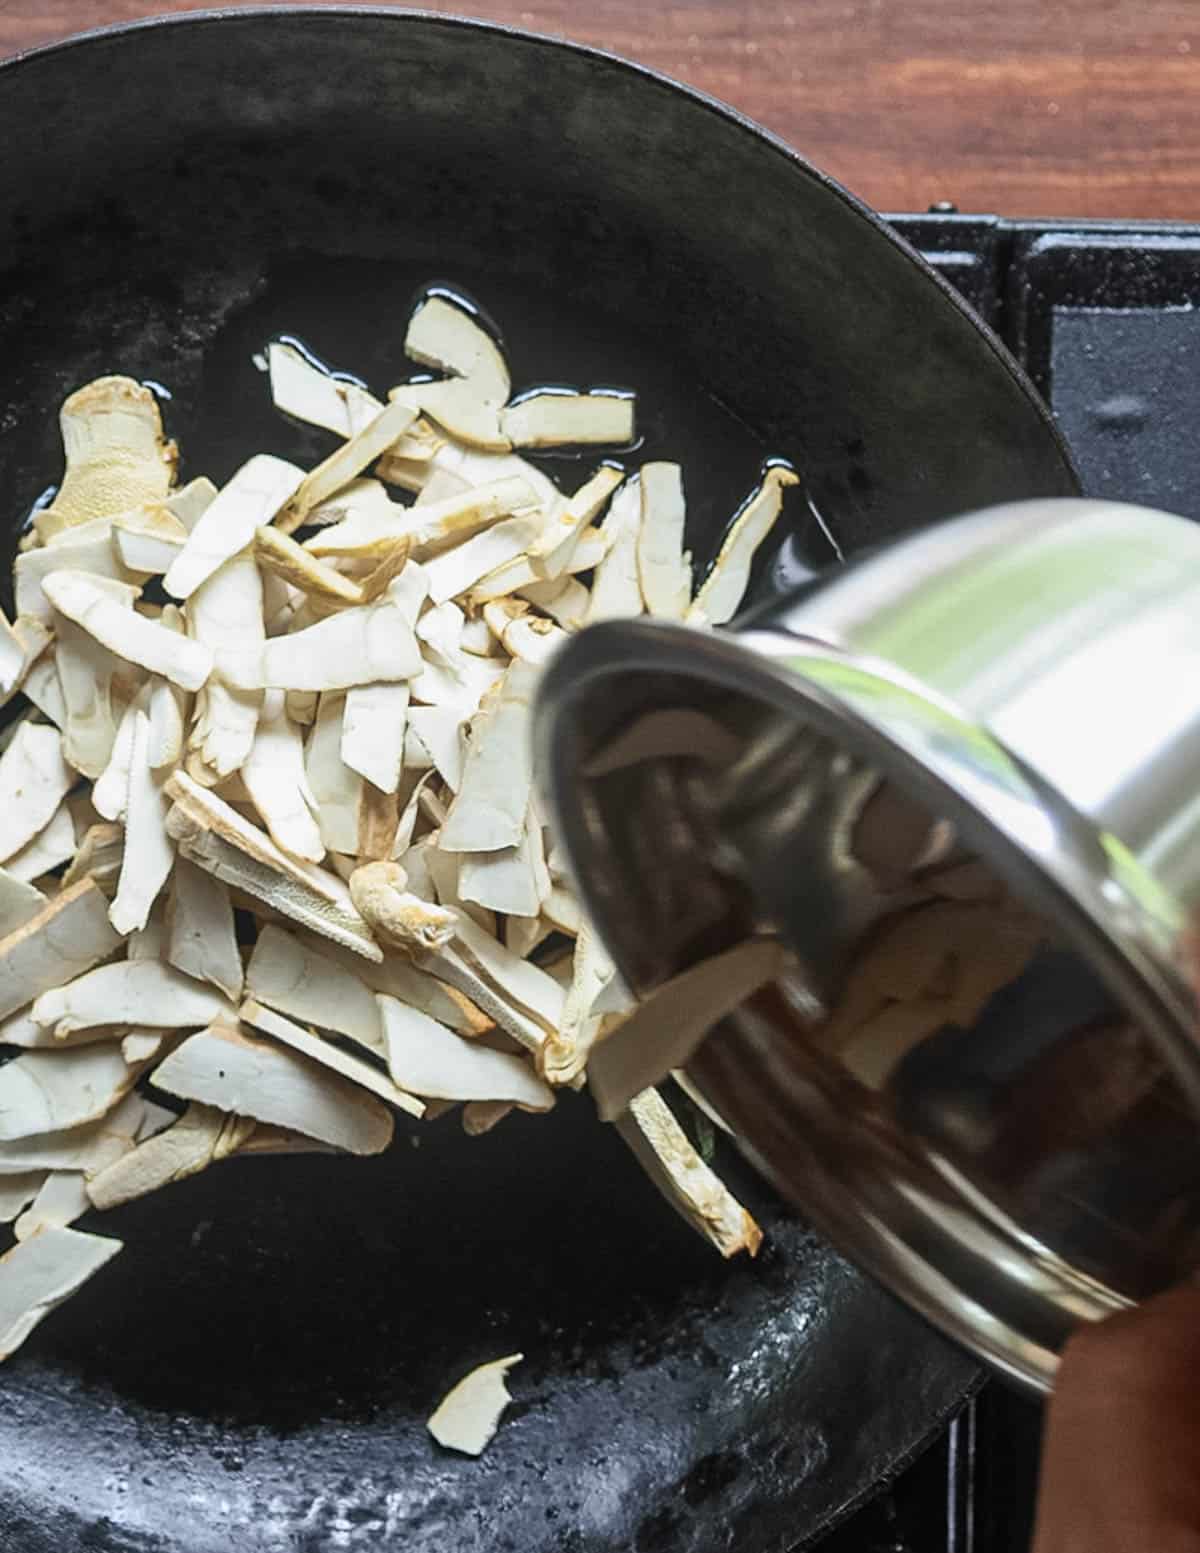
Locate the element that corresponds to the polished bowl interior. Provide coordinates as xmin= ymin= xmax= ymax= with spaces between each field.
xmin=0 ymin=9 xmax=1077 ymax=1550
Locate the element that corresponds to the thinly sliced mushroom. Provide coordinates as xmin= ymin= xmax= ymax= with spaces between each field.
xmin=22 ymin=652 xmax=68 ymax=732
xmin=275 ymin=398 xmax=419 ymax=536
xmin=540 ymin=918 xmax=617 ymax=1085
xmin=406 ymin=294 xmax=511 ymax=405
xmin=254 ymin=524 xmax=364 ymax=606
xmin=341 ymin=682 xmax=409 ymax=795
xmin=308 ymin=477 xmax=536 ymax=562
xmin=32 ymin=959 xmax=233 ymax=1037
xmin=586 ymin=478 xmax=644 ymax=623
xmin=616 ymin=1087 xmax=762 ymax=1258
xmin=0 ymin=1226 xmax=124 ymax=1360
xmin=152 ymin=1021 xmax=394 ymax=1156
xmin=5 ymin=804 xmax=76 ymax=886
xmin=0 ymin=1093 xmax=145 ymax=1177
xmin=43 ymin=571 xmax=211 ymax=692
xmin=60 ymin=823 xmax=124 ymax=898
xmin=247 ymin=923 xmax=384 ymax=1053
xmin=391 ymin=381 xmax=509 ymax=454
xmin=164 ymin=770 xmax=381 ymax=959
xmin=121 ymin=1032 xmax=165 ymax=1064
xmin=0 ymin=1041 xmax=137 ymax=1141
xmin=406 ymin=706 xmax=465 ymax=791
xmin=427 ymin=1354 xmax=523 ymax=1457
xmin=241 ymin=690 xmax=324 ymax=863
xmin=166 ymin=477 xmax=218 ymax=532
xmin=470 ymin=524 xmax=608 ymax=605
xmin=183 ymin=551 xmax=264 ymax=780
xmin=527 ymin=464 xmax=624 ymax=578
xmin=516 ymin=575 xmax=591 ymax=629
xmin=267 ymin=341 xmax=383 ymax=438
xmin=687 ymin=464 xmax=799 ymax=626
xmin=0 ymin=614 xmax=52 ymax=712
xmin=109 ymin=710 xmax=174 ymax=936
xmin=167 ymin=858 xmax=244 ymax=1003
xmin=449 ymin=909 xmax=564 ymax=1034
xmin=111 ymin=504 xmax=189 ymax=576
xmin=306 ymin=693 xmax=363 ymax=855
xmin=0 ymin=879 xmax=121 ymax=1021
xmin=239 ymin=999 xmax=424 ymax=1117
xmin=55 ymin=611 xmax=130 ymax=779
xmin=637 ymin=462 xmax=691 ymax=620
xmin=408 ymin=648 xmax=506 ymax=718
xmin=16 ymin=534 xmax=137 ymax=624
xmin=423 ymin=513 xmax=543 ymax=607
xmin=461 ymin=1100 xmax=513 ymax=1135
xmin=0 ymin=724 xmax=74 ymax=865
xmin=458 ymin=818 xmax=551 ymax=919
xmin=495 ymin=611 xmax=567 ymax=666
xmin=501 ymin=391 xmax=635 ymax=448
xmin=163 ymin=454 xmax=304 ymax=600
xmin=127 ymin=906 xmax=166 ymax=962
xmin=37 ymin=376 xmax=175 ymax=543
xmin=349 ymin=861 xmax=457 ymax=954
xmin=88 ymin=1102 xmax=255 ymax=1211
xmin=219 ymin=592 xmax=420 ymax=692
xmin=439 ymin=662 xmax=536 ymax=854
xmin=0 ymin=1174 xmax=47 ymax=1225
xmin=92 ymin=698 xmax=140 ymax=822
xmin=0 ymin=871 xmax=48 ymax=939
xmin=378 ymin=996 xmax=552 ymax=1109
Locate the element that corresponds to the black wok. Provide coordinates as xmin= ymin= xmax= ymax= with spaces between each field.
xmin=0 ymin=10 xmax=1076 ymax=1551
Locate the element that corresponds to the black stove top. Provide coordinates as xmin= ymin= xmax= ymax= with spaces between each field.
xmin=806 ymin=209 xmax=1200 ymax=1552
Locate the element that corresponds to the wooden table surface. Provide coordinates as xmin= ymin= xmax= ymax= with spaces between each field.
xmin=3 ymin=0 xmax=1197 ymax=220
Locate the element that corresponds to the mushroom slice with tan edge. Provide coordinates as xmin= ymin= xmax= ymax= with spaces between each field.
xmin=0 ymin=1225 xmax=124 ymax=1361
xmin=92 ymin=698 xmax=140 ymax=822
xmin=427 ymin=1354 xmax=523 ymax=1457
xmin=406 ymin=293 xmax=511 ymax=406
xmin=15 ymin=533 xmax=138 ymax=624
xmin=43 ymin=570 xmax=212 ymax=691
xmin=239 ymin=999 xmax=425 ymax=1118
xmin=109 ymin=710 xmax=174 ymax=936
xmin=0 ymin=1041 xmax=137 ymax=1142
xmin=341 ymin=682 xmax=409 ymax=795
xmin=391 ymin=381 xmax=509 ymax=454
xmin=0 ymin=872 xmax=47 ymax=940
xmin=586 ymin=938 xmax=787 ymax=1120
xmin=253 ymin=524 xmax=364 ymax=606
xmin=275 ymin=398 xmax=419 ymax=536
xmin=111 ymin=504 xmax=189 ymax=576
xmin=266 ymin=341 xmax=383 ymax=438
xmin=422 ymin=513 xmax=543 ymax=607
xmin=0 ymin=1093 xmax=145 ymax=1178
xmin=121 ymin=1032 xmax=166 ymax=1064
xmin=526 ymin=463 xmax=624 ymax=579
xmin=408 ymin=647 xmax=506 ymax=720
xmin=60 ymin=823 xmax=124 ymax=898
xmin=0 ymin=1175 xmax=48 ymax=1225
xmin=219 ymin=591 xmax=421 ymax=693
xmin=184 ymin=552 xmax=264 ymax=782
xmin=241 ymin=690 xmax=324 ymax=864
xmin=586 ymin=477 xmax=644 ymax=623
xmin=165 ymin=476 xmax=218 ymax=533
xmin=36 ymin=376 xmax=175 ymax=544
xmin=32 ymin=960 xmax=233 ymax=1038
xmin=0 ymin=615 xmax=52 ymax=711
xmin=467 ymin=524 xmax=608 ymax=606
xmin=0 ymin=724 xmax=74 ymax=865
xmin=501 ymin=390 xmax=635 ymax=449
xmin=378 ymin=996 xmax=552 ymax=1110
xmin=307 ymin=477 xmax=536 ymax=562
xmin=164 ymin=770 xmax=381 ymax=960
xmin=439 ymin=661 xmax=537 ymax=854
xmin=5 ymin=804 xmax=76 ymax=886
xmin=539 ymin=917 xmax=617 ymax=1086
xmin=246 ymin=923 xmax=384 ymax=1054
xmin=462 ymin=1100 xmax=513 ymax=1136
xmin=348 ymin=861 xmax=457 ymax=955
xmin=162 ymin=454 xmax=304 ymax=600
xmin=87 ymin=1102 xmax=255 ymax=1212
xmin=616 ymin=1087 xmax=762 ymax=1258
xmin=298 ymin=928 xmax=492 ymax=1040
xmin=637 ymin=462 xmax=691 ymax=620
xmin=494 ymin=610 xmax=567 ymax=668
xmin=167 ymin=857 xmax=244 ymax=1003
xmin=516 ymin=575 xmax=591 ymax=630
xmin=406 ymin=706 xmax=465 ymax=791
xmin=0 ymin=879 xmax=122 ymax=1021
xmin=305 ymin=693 xmax=363 ymax=856
xmin=458 ymin=817 xmax=551 ymax=919
xmin=152 ymin=1020 xmax=395 ymax=1156
xmin=687 ymin=463 xmax=800 ymax=626
xmin=445 ymin=908 xmax=564 ymax=1036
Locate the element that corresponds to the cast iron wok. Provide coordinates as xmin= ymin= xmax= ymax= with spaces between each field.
xmin=0 ymin=10 xmax=1076 ymax=1551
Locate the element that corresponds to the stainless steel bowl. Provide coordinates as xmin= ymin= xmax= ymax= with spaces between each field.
xmin=536 ymin=497 xmax=1200 ymax=1392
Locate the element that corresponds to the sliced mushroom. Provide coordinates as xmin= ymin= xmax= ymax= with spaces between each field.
xmin=37 ymin=376 xmax=175 ymax=543
xmin=458 ymin=817 xmax=551 ymax=919
xmin=121 ymin=1031 xmax=166 ymax=1064
xmin=438 ymin=662 xmax=536 ymax=854
xmin=15 ymin=534 xmax=137 ymax=624
xmin=391 ymin=381 xmax=509 ymax=454
xmin=348 ymin=861 xmax=457 ymax=954
xmin=0 ymin=871 xmax=48 ymax=939
xmin=54 ymin=610 xmax=130 ymax=779
xmin=92 ymin=698 xmax=140 ymax=822
xmin=408 ymin=648 xmax=506 ymax=719
xmin=109 ymin=710 xmax=174 ymax=936
xmin=423 ymin=513 xmax=544 ymax=607
xmin=308 ymin=477 xmax=536 ymax=563
xmin=516 ymin=575 xmax=591 ymax=630
xmin=184 ymin=551 xmax=264 ymax=781
xmin=427 ymin=1354 xmax=523 ymax=1457
xmin=501 ymin=391 xmax=635 ymax=448
xmin=0 ymin=879 xmax=122 ymax=1021
xmin=539 ymin=918 xmax=617 ymax=1086
xmin=305 ymin=692 xmax=363 ymax=855
xmin=586 ymin=477 xmax=644 ymax=623
xmin=32 ymin=959 xmax=232 ymax=1037
xmin=406 ymin=706 xmax=465 ymax=792
xmin=687 ymin=464 xmax=799 ymax=626
xmin=152 ymin=1021 xmax=394 ymax=1156
xmin=60 ymin=823 xmax=124 ymax=898
xmin=162 ymin=454 xmax=304 ymax=600
xmin=378 ymin=996 xmax=552 ymax=1109
xmin=239 ymin=999 xmax=424 ymax=1117
xmin=526 ymin=464 xmax=624 ymax=578
xmin=240 ymin=690 xmax=324 ymax=863
xmin=219 ymin=591 xmax=420 ymax=693
xmin=0 ymin=1093 xmax=145 ymax=1178
xmin=165 ymin=477 xmax=218 ymax=532
xmin=406 ymin=294 xmax=511 ymax=406
xmin=5 ymin=804 xmax=77 ymax=886
xmin=166 ymin=858 xmax=244 ymax=1003
xmin=275 ymin=398 xmax=419 ymax=536
xmin=0 ymin=1225 xmax=124 ymax=1361
xmin=254 ymin=524 xmax=364 ymax=606
xmin=616 ymin=1087 xmax=761 ymax=1258
xmin=0 ymin=1041 xmax=137 ymax=1142
xmin=448 ymin=908 xmax=564 ymax=1035
xmin=0 ymin=723 xmax=75 ymax=865
xmin=87 ymin=1102 xmax=255 ymax=1211
xmin=44 ymin=571 xmax=211 ymax=692
xmin=495 ymin=611 xmax=567 ymax=667
xmin=267 ymin=341 xmax=383 ymax=438
xmin=0 ymin=1174 xmax=48 ymax=1225
xmin=246 ymin=923 xmax=384 ymax=1054
xmin=111 ymin=504 xmax=190 ymax=576
xmin=22 ymin=650 xmax=68 ymax=734
xmin=637 ymin=462 xmax=691 ymax=620
xmin=341 ymin=682 xmax=409 ymax=795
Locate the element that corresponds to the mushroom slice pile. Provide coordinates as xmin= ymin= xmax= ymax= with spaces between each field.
xmin=0 ymin=285 xmax=804 ymax=1386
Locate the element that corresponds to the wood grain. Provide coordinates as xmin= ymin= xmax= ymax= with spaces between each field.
xmin=3 ymin=1 xmax=1197 ymax=219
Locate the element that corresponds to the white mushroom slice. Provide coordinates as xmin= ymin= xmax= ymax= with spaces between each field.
xmin=239 ymin=999 xmax=424 ymax=1117
xmin=616 ymin=1087 xmax=762 ymax=1258
xmin=408 ymin=650 xmax=506 ymax=718
xmin=637 ymin=462 xmax=691 ymax=620
xmin=307 ymin=477 xmax=536 ymax=562
xmin=516 ymin=576 xmax=591 ymax=630
xmin=153 ymin=1021 xmax=394 ymax=1156
xmin=501 ymin=391 xmax=635 ymax=448
xmin=167 ymin=858 xmax=244 ymax=1003
xmin=247 ymin=923 xmax=384 ymax=1053
xmin=0 ymin=1093 xmax=144 ymax=1177
xmin=527 ymin=464 xmax=624 ymax=578
xmin=37 ymin=375 xmax=175 ymax=543
xmin=109 ymin=711 xmax=174 ymax=936
xmin=587 ymin=939 xmax=786 ymax=1119
xmin=406 ymin=706 xmax=465 ymax=792
xmin=163 ymin=770 xmax=380 ymax=960
xmin=341 ymin=683 xmax=409 ymax=795
xmin=427 ymin=1354 xmax=523 ymax=1457
xmin=275 ymin=399 xmax=419 ymax=535
xmin=0 ymin=615 xmax=52 ymax=713
xmin=14 ymin=1171 xmax=90 ymax=1239
xmin=586 ymin=478 xmax=644 ymax=623
xmin=55 ymin=611 xmax=128 ymax=779
xmin=306 ymin=476 xmax=399 ymax=528
xmin=186 ymin=551 xmax=265 ymax=781
xmin=378 ymin=997 xmax=552 ymax=1110
xmin=220 ymin=594 xmax=420 ymax=693
xmin=469 ymin=526 xmax=608 ymax=604
xmin=0 ymin=871 xmax=48 ymax=939
xmin=540 ymin=917 xmax=617 ymax=1086
xmin=44 ymin=571 xmax=211 ymax=692
xmin=505 ymin=915 xmax=550 ymax=959
xmin=22 ymin=652 xmax=68 ymax=731
xmin=147 ymin=667 xmax=187 ymax=773
xmin=59 ymin=823 xmax=123 ymax=898
xmin=111 ymin=503 xmax=190 ymax=576
xmin=33 ymin=960 xmax=232 ymax=1037
xmin=419 ymin=943 xmax=547 ymax=1054
xmin=241 ymin=690 xmax=324 ymax=863
xmin=406 ymin=294 xmax=511 ymax=405
xmin=0 ymin=1174 xmax=47 ymax=1224
xmin=542 ymin=886 xmax=582 ymax=937
xmin=166 ymin=476 xmax=218 ymax=533
xmin=267 ymin=341 xmax=384 ymax=438
xmin=305 ymin=693 xmax=363 ymax=855
xmin=449 ymin=909 xmax=564 ymax=1034
xmin=5 ymin=805 xmax=76 ymax=886
xmin=121 ymin=1032 xmax=165 ymax=1064
xmin=439 ymin=662 xmax=536 ymax=854
xmin=349 ymin=862 xmax=457 ymax=954
xmin=0 ymin=1226 xmax=124 ymax=1360
xmin=0 ymin=1040 xmax=136 ymax=1141
xmin=127 ymin=905 xmax=167 ymax=962
xmin=162 ymin=454 xmax=304 ymax=600
xmin=459 ymin=614 xmax=496 ymax=657
xmin=15 ymin=534 xmax=136 ymax=624
xmin=416 ymin=600 xmax=465 ymax=663
xmin=92 ymin=698 xmax=140 ymax=822
xmin=391 ymin=381 xmax=509 ymax=453
xmin=459 ymin=818 xmax=551 ymax=919
xmin=687 ymin=464 xmax=800 ymax=626
xmin=422 ymin=513 xmax=543 ymax=607
xmin=0 ymin=724 xmax=74 ymax=865
xmin=253 ymin=524 xmax=364 ymax=606
xmin=497 ymin=612 xmax=567 ymax=666
xmin=87 ymin=1102 xmax=254 ymax=1212
xmin=462 ymin=1100 xmax=514 ymax=1135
